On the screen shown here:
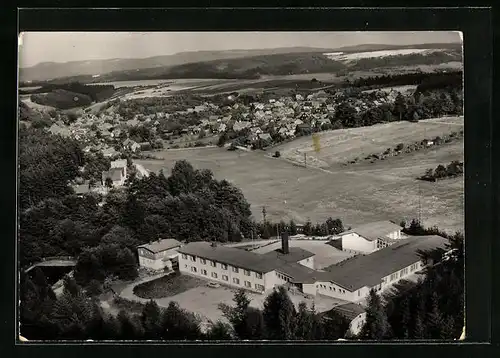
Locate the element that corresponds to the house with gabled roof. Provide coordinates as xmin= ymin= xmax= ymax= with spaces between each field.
xmin=337 ymin=221 xmax=403 ymax=254
xmin=138 ymin=239 xmax=183 ymax=271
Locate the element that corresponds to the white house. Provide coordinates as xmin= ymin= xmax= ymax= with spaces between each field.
xmin=137 ymin=239 xmax=183 ymax=271
xmin=101 ymin=159 xmax=127 ymax=187
xmin=339 ymin=221 xmax=403 ymax=254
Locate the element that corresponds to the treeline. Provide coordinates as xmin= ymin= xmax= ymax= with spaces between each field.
xmin=359 ymin=219 xmax=464 ymax=340
xmin=350 ymin=71 xmax=463 ymax=90
xmin=347 ymin=130 xmax=464 ymax=165
xmin=20 ymin=271 xmax=349 ymax=341
xmin=255 ymin=218 xmax=345 ymax=239
xmin=419 ymin=161 xmax=464 ymax=182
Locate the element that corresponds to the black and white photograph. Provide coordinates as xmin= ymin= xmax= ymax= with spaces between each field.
xmin=18 ymin=31 xmax=464 ymax=342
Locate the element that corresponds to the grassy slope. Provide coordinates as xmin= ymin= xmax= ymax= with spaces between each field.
xmin=136 ymin=117 xmax=463 ymax=234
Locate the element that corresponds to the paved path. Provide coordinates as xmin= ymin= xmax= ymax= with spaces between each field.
xmin=117 ymin=272 xmax=170 ymax=304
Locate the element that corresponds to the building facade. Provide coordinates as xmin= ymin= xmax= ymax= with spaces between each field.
xmin=137 ymin=239 xmax=183 ymax=271
xmin=339 ymin=221 xmax=403 ymax=254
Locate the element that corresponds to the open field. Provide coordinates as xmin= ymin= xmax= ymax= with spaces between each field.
xmin=272 ymin=116 xmax=463 ymax=170
xmin=137 ymin=116 xmax=464 ymax=233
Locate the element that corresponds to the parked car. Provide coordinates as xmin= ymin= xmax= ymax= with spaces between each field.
xmin=207 ymin=282 xmax=220 ymax=288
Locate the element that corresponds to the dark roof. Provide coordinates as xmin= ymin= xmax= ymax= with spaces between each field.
xmin=330 ymin=303 xmax=366 ymax=321
xmin=261 ymin=247 xmax=315 ymax=264
xmin=342 ymin=221 xmax=402 ymax=241
xmin=102 ymin=167 xmax=123 ymax=181
xmin=323 ymin=235 xmax=448 ymax=291
xmin=179 ymin=242 xmax=278 ymax=273
xmin=275 ymin=262 xmax=322 ymax=283
xmin=138 ymin=239 xmax=182 ymax=254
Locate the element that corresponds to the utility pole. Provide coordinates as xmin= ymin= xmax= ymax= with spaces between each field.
xmin=304 ymin=152 xmax=307 ymax=168
xmin=418 ymin=183 xmax=422 ymax=224
xmin=262 ymin=206 xmax=267 ymax=224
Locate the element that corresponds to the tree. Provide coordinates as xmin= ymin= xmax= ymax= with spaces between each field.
xmin=426 ymin=292 xmax=444 ymax=338
xmin=141 ymin=300 xmax=163 ymax=339
xmin=289 ymin=220 xmax=298 ymax=235
xmin=295 ymin=302 xmax=314 ymax=340
xmin=86 ymin=280 xmax=103 ymax=297
xmin=206 ymin=321 xmax=233 ymax=340
xmin=325 ymin=217 xmax=344 ymax=235
xmin=161 ymin=301 xmax=202 ymax=340
xmin=105 ymin=177 xmax=114 ymax=188
xmin=394 ymin=93 xmax=408 ymax=120
xmin=117 ymin=309 xmax=144 ymax=340
xmin=263 ymin=286 xmax=297 ymax=340
xmin=360 ymin=289 xmax=391 ymax=340
xmin=303 ymin=221 xmax=313 ymax=236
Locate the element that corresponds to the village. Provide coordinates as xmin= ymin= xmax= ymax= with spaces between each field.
xmin=44 ymin=85 xmax=410 ymax=158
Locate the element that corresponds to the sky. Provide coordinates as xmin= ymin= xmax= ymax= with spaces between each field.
xmin=19 ymin=31 xmax=462 ymax=68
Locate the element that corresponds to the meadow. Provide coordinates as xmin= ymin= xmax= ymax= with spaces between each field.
xmin=137 ymin=117 xmax=464 ymax=234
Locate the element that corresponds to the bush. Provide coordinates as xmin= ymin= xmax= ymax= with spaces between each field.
xmin=273 ymin=151 xmax=281 ymax=158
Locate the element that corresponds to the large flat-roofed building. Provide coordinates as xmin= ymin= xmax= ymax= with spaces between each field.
xmin=178 ymin=233 xmax=315 ymax=294
xmin=138 ymin=239 xmax=183 ymax=271
xmin=178 ymin=228 xmax=448 ymax=303
xmin=338 ymin=221 xmax=403 ymax=254
xmin=307 ymin=235 xmax=448 ymax=302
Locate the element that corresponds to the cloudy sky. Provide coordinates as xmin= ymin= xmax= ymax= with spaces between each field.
xmin=19 ymin=31 xmax=461 ymax=68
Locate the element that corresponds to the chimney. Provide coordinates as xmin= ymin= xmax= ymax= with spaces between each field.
xmin=281 ymin=231 xmax=289 ymax=254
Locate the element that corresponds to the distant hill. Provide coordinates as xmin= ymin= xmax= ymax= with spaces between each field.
xmin=19 ymin=47 xmax=336 ymax=83
xmin=19 ymin=43 xmax=461 ymax=83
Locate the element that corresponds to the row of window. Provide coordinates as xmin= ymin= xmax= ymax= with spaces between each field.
xmin=317 ymin=283 xmax=346 ymax=294
xmin=182 ymin=254 xmax=262 ymax=279
xmin=277 ymin=273 xmax=291 ymax=282
xmin=189 ymin=266 xmax=264 ymax=291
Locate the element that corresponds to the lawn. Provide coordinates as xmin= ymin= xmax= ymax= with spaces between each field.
xmin=133 ymin=272 xmax=207 ymax=299
xmin=136 ymin=117 xmax=463 ymax=234
xmin=272 ymin=116 xmax=464 ymax=170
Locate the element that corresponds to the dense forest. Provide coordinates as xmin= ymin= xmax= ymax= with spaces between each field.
xmin=28 ymin=83 xmax=116 ymax=109
xmin=350 ymin=71 xmax=462 ymax=91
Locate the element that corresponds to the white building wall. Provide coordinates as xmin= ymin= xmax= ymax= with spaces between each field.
xmin=138 ymin=247 xmax=181 ymax=271
xmin=342 ymin=233 xmax=377 ymax=254
xmin=178 ymin=253 xmax=267 ymax=293
xmin=138 ymin=256 xmax=165 ymax=270
xmin=386 ymin=229 xmax=402 ymax=240
xmin=314 ymin=281 xmax=354 ymax=301
xmin=298 ymin=256 xmax=315 ymax=269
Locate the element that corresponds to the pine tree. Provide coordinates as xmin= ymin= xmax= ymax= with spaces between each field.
xmin=400 ymin=296 xmax=411 ymax=339
xmin=289 ymin=220 xmax=298 ymax=235
xmin=295 ymin=302 xmax=314 ymax=340
xmin=413 ymin=314 xmax=426 ymax=339
xmin=141 ymin=300 xmax=162 ymax=340
xmin=440 ymin=315 xmax=456 ymax=340
xmin=206 ymin=321 xmax=233 ymax=340
xmin=426 ymin=292 xmax=444 ymax=339
xmin=263 ymin=286 xmax=297 ymax=340
xmin=360 ymin=289 xmax=391 ymax=340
